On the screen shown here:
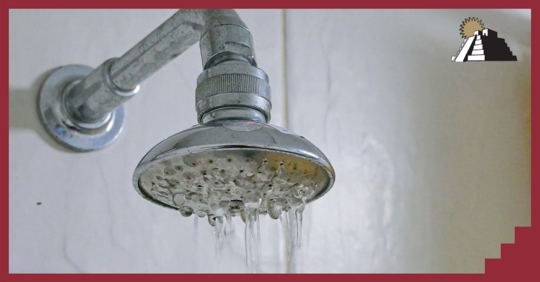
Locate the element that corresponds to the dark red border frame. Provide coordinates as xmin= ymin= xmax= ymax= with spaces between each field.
xmin=4 ymin=0 xmax=536 ymax=279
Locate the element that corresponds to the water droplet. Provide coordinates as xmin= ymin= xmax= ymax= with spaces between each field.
xmin=240 ymin=210 xmax=247 ymax=223
xmin=208 ymin=214 xmax=216 ymax=226
xmin=173 ymin=193 xmax=185 ymax=206
xmin=180 ymin=206 xmax=193 ymax=217
xmin=267 ymin=202 xmax=282 ymax=220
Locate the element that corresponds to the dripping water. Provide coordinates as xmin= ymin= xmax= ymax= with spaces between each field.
xmin=192 ymin=216 xmax=199 ymax=271
xmin=284 ymin=206 xmax=305 ymax=272
xmin=175 ymin=189 xmax=309 ymax=273
xmin=243 ymin=194 xmax=262 ymax=273
xmin=192 ymin=192 xmax=200 ymax=269
xmin=225 ymin=213 xmax=235 ymax=234
xmin=281 ymin=186 xmax=308 ymax=273
xmin=169 ymin=157 xmax=315 ymax=273
xmin=213 ymin=216 xmax=225 ymax=256
xmin=280 ymin=211 xmax=291 ymax=272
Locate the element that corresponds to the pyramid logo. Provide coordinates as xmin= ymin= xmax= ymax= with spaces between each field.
xmin=451 ymin=17 xmax=517 ymax=62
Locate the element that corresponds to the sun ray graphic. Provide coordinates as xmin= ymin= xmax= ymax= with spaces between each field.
xmin=460 ymin=17 xmax=485 ymax=39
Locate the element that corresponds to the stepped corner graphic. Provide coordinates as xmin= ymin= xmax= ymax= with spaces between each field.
xmin=451 ymin=29 xmax=517 ymax=62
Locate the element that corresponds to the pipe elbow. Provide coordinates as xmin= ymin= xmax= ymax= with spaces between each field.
xmin=199 ymin=9 xmax=257 ymax=69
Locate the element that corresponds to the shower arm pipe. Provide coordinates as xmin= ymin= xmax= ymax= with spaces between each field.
xmin=67 ymin=9 xmax=259 ymax=125
xmin=39 ymin=9 xmax=272 ymax=152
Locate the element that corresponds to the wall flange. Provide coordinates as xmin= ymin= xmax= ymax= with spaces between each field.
xmin=38 ymin=65 xmax=126 ymax=152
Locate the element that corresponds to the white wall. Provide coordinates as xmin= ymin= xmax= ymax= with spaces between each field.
xmin=9 ymin=9 xmax=530 ymax=273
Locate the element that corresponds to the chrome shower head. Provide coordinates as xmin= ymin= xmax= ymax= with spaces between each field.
xmin=37 ymin=8 xmax=336 ymax=225
xmin=132 ymin=39 xmax=335 ymax=224
xmin=133 ymin=26 xmax=335 ymax=225
xmin=132 ymin=119 xmax=335 ymax=223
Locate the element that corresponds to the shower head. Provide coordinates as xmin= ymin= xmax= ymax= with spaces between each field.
xmin=132 ymin=119 xmax=335 ymax=222
xmin=132 ymin=38 xmax=335 ymax=223
xmin=36 ymin=9 xmax=336 ymax=227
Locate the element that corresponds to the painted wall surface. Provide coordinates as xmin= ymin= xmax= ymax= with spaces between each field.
xmin=9 ymin=9 xmax=530 ymax=273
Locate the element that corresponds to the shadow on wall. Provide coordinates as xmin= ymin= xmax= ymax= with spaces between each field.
xmin=9 ymin=68 xmax=73 ymax=153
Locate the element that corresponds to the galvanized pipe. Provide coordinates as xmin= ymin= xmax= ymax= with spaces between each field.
xmin=109 ymin=9 xmax=253 ymax=90
xmin=39 ymin=9 xmax=271 ymax=152
xmin=65 ymin=9 xmax=258 ymax=125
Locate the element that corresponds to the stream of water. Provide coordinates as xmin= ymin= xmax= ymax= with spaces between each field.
xmin=207 ymin=192 xmax=307 ymax=273
xmin=175 ymin=167 xmax=311 ymax=273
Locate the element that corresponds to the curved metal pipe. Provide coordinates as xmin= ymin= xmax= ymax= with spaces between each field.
xmin=66 ymin=9 xmax=258 ymax=124
xmin=38 ymin=9 xmax=272 ymax=151
xmin=110 ymin=9 xmax=255 ymax=90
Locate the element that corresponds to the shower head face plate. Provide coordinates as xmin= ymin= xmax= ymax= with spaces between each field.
xmin=133 ymin=120 xmax=335 ymax=217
